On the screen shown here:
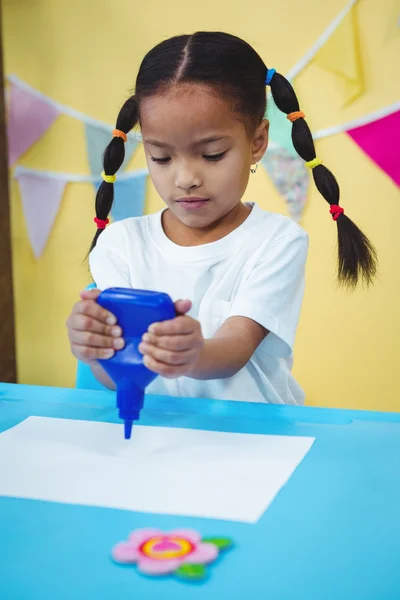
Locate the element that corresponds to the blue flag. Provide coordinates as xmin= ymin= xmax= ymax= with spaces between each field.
xmin=266 ymin=99 xmax=297 ymax=157
xmin=92 ymin=172 xmax=147 ymax=221
xmin=85 ymin=123 xmax=138 ymax=174
xmin=110 ymin=173 xmax=148 ymax=221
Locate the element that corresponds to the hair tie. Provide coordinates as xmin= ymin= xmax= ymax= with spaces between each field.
xmin=329 ymin=205 xmax=344 ymax=221
xmin=113 ymin=129 xmax=127 ymax=143
xmin=101 ymin=171 xmax=116 ymax=184
xmin=94 ymin=217 xmax=109 ymax=230
xmin=265 ymin=68 xmax=276 ymax=86
xmin=287 ymin=111 xmax=305 ymax=123
xmin=306 ymin=158 xmax=323 ymax=169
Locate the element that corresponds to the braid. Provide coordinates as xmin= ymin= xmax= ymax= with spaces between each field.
xmin=90 ymin=95 xmax=139 ymax=251
xmin=269 ymin=71 xmax=377 ymax=289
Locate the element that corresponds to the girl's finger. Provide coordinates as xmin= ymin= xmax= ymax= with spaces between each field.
xmin=68 ymin=329 xmax=125 ymax=350
xmin=148 ymin=315 xmax=194 ymax=336
xmin=139 ymin=343 xmax=196 ymax=366
xmin=143 ymin=355 xmax=186 ymax=378
xmin=68 ymin=313 xmax=122 ymax=337
xmin=80 ymin=289 xmax=101 ymax=300
xmin=72 ymin=298 xmax=117 ymax=326
xmin=71 ymin=344 xmax=115 ymax=362
xmin=141 ymin=332 xmax=198 ymax=351
xmin=174 ymin=299 xmax=192 ymax=315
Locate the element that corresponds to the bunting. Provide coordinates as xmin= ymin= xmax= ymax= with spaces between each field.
xmin=261 ymin=148 xmax=309 ymax=221
xmin=6 ymin=75 xmax=139 ymax=167
xmin=267 ymin=102 xmax=297 ymax=158
xmin=16 ymin=171 xmax=66 ymax=259
xmin=14 ymin=167 xmax=148 ymax=259
xmin=6 ymin=0 xmax=399 ymax=255
xmin=286 ymin=0 xmax=359 ymax=81
xmin=347 ymin=110 xmax=400 ymax=187
xmin=93 ymin=171 xmax=148 ymax=223
xmin=85 ymin=123 xmax=138 ymax=175
xmin=313 ymin=2 xmax=364 ymax=107
xmin=7 ymin=80 xmax=60 ymax=166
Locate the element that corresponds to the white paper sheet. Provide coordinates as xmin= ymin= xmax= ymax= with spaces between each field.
xmin=0 ymin=417 xmax=315 ymax=523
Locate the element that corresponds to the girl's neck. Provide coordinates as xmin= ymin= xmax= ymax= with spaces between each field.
xmin=161 ymin=202 xmax=251 ymax=247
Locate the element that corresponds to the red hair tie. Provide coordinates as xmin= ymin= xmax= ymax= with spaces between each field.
xmin=94 ymin=217 xmax=109 ymax=229
xmin=330 ymin=205 xmax=344 ymax=221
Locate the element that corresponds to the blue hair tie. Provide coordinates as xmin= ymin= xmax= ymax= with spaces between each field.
xmin=265 ymin=68 xmax=276 ymax=86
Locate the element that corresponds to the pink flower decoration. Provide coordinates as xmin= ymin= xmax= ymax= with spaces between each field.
xmin=112 ymin=528 xmax=221 ymax=577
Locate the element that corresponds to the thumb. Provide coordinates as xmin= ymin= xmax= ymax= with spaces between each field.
xmin=80 ymin=288 xmax=102 ymax=300
xmin=174 ymin=299 xmax=192 ymax=315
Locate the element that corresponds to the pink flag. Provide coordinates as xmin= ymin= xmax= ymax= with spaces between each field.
xmin=16 ymin=173 xmax=66 ymax=259
xmin=347 ymin=110 xmax=400 ymax=187
xmin=7 ymin=82 xmax=60 ymax=166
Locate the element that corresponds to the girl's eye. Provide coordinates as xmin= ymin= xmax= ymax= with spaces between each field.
xmin=151 ymin=157 xmax=171 ymax=164
xmin=204 ymin=151 xmax=226 ymax=161
xmin=151 ymin=151 xmax=227 ymax=164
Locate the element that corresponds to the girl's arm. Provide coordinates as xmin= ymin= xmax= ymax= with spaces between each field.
xmin=91 ymin=315 xmax=266 ymax=386
xmin=188 ymin=316 xmax=268 ymax=380
xmin=138 ymin=308 xmax=268 ymax=381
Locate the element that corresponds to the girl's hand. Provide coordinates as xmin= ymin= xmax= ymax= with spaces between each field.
xmin=138 ymin=299 xmax=204 ymax=378
xmin=66 ymin=289 xmax=125 ymax=365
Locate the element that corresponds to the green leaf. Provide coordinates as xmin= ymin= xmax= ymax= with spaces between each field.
xmin=201 ymin=537 xmax=233 ymax=551
xmin=175 ymin=563 xmax=207 ymax=580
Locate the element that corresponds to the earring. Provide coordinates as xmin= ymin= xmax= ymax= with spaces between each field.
xmin=250 ymin=163 xmax=258 ymax=174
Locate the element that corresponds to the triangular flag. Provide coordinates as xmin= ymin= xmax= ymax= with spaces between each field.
xmin=313 ymin=4 xmax=364 ymax=107
xmin=261 ymin=147 xmax=309 ymax=221
xmin=111 ymin=173 xmax=147 ymax=221
xmin=16 ymin=173 xmax=66 ymax=258
xmin=347 ymin=110 xmax=400 ymax=187
xmin=7 ymin=82 xmax=60 ymax=166
xmin=267 ymin=99 xmax=297 ymax=158
xmin=85 ymin=123 xmax=138 ymax=175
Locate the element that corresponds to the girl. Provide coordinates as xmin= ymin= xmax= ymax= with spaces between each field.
xmin=66 ymin=31 xmax=377 ymax=405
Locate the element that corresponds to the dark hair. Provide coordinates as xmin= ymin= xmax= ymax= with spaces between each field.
xmin=91 ymin=31 xmax=377 ymax=288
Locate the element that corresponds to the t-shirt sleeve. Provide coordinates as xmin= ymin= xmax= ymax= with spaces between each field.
xmin=227 ymin=230 xmax=309 ymax=357
xmin=89 ymin=227 xmax=132 ymax=290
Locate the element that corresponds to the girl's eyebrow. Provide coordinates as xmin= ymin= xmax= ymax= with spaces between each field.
xmin=144 ymin=136 xmax=231 ymax=148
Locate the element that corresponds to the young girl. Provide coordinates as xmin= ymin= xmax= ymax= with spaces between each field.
xmin=67 ymin=31 xmax=377 ymax=405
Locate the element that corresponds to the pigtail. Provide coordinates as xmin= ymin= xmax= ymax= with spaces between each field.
xmin=90 ymin=95 xmax=139 ymax=251
xmin=268 ymin=71 xmax=377 ymax=288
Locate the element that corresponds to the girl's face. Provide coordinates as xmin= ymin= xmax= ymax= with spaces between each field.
xmin=140 ymin=84 xmax=269 ymax=243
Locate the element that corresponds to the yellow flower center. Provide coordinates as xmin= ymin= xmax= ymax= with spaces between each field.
xmin=140 ymin=536 xmax=193 ymax=560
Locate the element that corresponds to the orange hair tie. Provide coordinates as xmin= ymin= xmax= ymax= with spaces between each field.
xmin=112 ymin=129 xmax=127 ymax=143
xmin=287 ymin=111 xmax=305 ymax=123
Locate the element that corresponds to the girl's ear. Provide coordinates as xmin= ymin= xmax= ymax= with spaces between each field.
xmin=251 ymin=119 xmax=269 ymax=163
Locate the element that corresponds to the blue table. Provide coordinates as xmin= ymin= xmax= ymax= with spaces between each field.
xmin=0 ymin=383 xmax=399 ymax=600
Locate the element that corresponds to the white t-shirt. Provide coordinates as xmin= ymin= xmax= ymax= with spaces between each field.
xmin=89 ymin=202 xmax=308 ymax=405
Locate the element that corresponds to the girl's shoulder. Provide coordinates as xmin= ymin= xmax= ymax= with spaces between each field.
xmin=102 ymin=212 xmax=154 ymax=235
xmin=249 ymin=202 xmax=308 ymax=245
xmin=93 ymin=212 xmax=158 ymax=250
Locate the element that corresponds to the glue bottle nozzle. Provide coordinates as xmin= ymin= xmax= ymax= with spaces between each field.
xmin=124 ymin=419 xmax=133 ymax=440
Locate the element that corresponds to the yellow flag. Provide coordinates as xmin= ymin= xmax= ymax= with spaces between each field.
xmin=313 ymin=4 xmax=364 ymax=107
xmin=385 ymin=0 xmax=400 ymax=40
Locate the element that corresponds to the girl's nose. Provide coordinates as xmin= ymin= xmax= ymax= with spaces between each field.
xmin=175 ymin=162 xmax=202 ymax=191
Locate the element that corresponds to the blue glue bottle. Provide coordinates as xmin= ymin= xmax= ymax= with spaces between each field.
xmin=96 ymin=288 xmax=175 ymax=440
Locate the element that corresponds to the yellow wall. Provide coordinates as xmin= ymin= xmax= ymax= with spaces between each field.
xmin=2 ymin=0 xmax=399 ymax=411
